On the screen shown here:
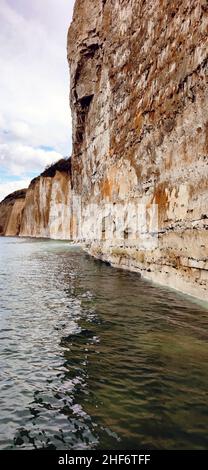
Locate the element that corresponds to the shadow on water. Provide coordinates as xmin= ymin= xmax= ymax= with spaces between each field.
xmin=0 ymin=238 xmax=207 ymax=449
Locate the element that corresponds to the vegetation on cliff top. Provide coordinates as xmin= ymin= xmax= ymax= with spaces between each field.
xmin=30 ymin=157 xmax=71 ymax=187
xmin=42 ymin=157 xmax=71 ymax=178
xmin=1 ymin=189 xmax=27 ymax=205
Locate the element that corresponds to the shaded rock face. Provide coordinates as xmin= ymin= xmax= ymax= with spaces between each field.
xmin=20 ymin=160 xmax=72 ymax=240
xmin=0 ymin=189 xmax=27 ymax=236
xmin=68 ymin=0 xmax=208 ymax=300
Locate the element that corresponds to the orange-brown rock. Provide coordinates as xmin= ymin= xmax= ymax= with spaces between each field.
xmin=0 ymin=189 xmax=27 ymax=236
xmin=20 ymin=159 xmax=72 ymax=239
xmin=0 ymin=159 xmax=72 ymax=240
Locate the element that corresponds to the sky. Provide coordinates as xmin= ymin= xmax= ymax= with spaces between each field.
xmin=0 ymin=0 xmax=75 ymax=201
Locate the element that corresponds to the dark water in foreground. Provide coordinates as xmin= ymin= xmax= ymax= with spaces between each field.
xmin=0 ymin=237 xmax=207 ymax=450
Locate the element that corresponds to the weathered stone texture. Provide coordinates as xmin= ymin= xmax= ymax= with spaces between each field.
xmin=20 ymin=161 xmax=72 ymax=240
xmin=68 ymin=0 xmax=208 ymax=300
xmin=0 ymin=189 xmax=26 ymax=237
xmin=0 ymin=160 xmax=72 ymax=240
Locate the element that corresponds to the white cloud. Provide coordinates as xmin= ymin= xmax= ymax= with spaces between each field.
xmin=0 ymin=112 xmax=5 ymax=128
xmin=9 ymin=121 xmax=31 ymax=140
xmin=0 ymin=143 xmax=62 ymax=176
xmin=0 ymin=179 xmax=30 ymax=203
xmin=0 ymin=0 xmax=75 ymax=188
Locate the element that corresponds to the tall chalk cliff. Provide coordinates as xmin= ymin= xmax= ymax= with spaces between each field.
xmin=68 ymin=0 xmax=208 ymax=301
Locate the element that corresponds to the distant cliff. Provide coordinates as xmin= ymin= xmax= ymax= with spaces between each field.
xmin=0 ymin=189 xmax=26 ymax=237
xmin=68 ymin=0 xmax=208 ymax=301
xmin=0 ymin=158 xmax=72 ymax=240
xmin=20 ymin=158 xmax=72 ymax=239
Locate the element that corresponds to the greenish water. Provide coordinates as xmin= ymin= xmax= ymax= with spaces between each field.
xmin=0 ymin=237 xmax=207 ymax=450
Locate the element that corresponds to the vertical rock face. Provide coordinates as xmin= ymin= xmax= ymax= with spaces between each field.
xmin=68 ymin=0 xmax=208 ymax=300
xmin=0 ymin=159 xmax=72 ymax=240
xmin=20 ymin=159 xmax=72 ymax=240
xmin=0 ymin=190 xmax=27 ymax=237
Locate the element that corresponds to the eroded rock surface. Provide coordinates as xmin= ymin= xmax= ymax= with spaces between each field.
xmin=20 ymin=159 xmax=72 ymax=239
xmin=68 ymin=0 xmax=208 ymax=300
xmin=0 ymin=189 xmax=27 ymax=236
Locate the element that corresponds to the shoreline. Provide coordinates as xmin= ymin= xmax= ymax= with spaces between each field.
xmin=1 ymin=235 xmax=207 ymax=307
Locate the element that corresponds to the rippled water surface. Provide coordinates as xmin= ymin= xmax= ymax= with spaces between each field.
xmin=0 ymin=237 xmax=208 ymax=450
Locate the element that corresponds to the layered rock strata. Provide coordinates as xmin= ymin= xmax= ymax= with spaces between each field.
xmin=68 ymin=0 xmax=208 ymax=301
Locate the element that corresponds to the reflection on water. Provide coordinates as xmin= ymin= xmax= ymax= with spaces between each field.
xmin=0 ymin=237 xmax=207 ymax=450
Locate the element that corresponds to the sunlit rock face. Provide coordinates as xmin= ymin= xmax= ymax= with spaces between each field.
xmin=20 ymin=159 xmax=72 ymax=240
xmin=0 ymin=190 xmax=26 ymax=237
xmin=68 ymin=0 xmax=208 ymax=300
